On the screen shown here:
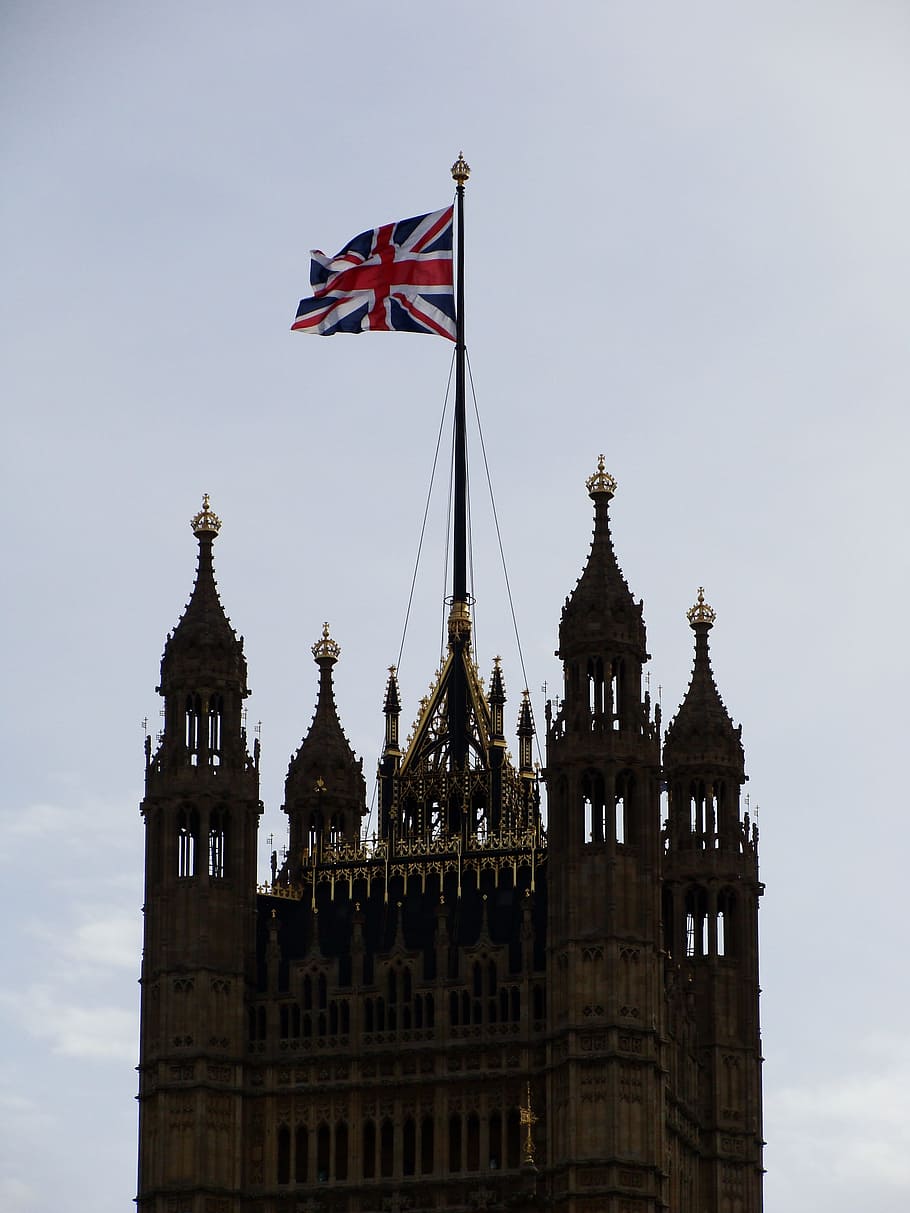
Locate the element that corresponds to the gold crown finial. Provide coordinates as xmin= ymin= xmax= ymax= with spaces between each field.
xmin=191 ymin=493 xmax=221 ymax=537
xmin=687 ymin=587 xmax=716 ymax=627
xmin=585 ymin=454 xmax=617 ymax=499
xmin=451 ymin=151 xmax=471 ymax=185
xmin=312 ymin=621 xmax=341 ymax=662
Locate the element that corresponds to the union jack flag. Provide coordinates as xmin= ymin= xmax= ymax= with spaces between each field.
xmin=292 ymin=207 xmax=455 ymax=339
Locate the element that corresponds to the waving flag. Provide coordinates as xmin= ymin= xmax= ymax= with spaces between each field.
xmin=292 ymin=207 xmax=456 ymax=339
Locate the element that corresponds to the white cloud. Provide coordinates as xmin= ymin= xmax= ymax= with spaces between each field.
xmin=769 ymin=1035 xmax=910 ymax=1203
xmin=0 ymin=985 xmax=138 ymax=1063
xmin=0 ymin=1178 xmax=39 ymax=1213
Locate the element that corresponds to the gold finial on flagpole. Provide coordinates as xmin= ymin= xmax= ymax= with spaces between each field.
xmin=451 ymin=151 xmax=471 ymax=185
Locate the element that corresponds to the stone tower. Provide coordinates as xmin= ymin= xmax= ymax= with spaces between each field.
xmin=136 ymin=464 xmax=763 ymax=1212
xmin=662 ymin=590 xmax=764 ymax=1211
xmin=137 ymin=497 xmax=262 ymax=1212
xmin=544 ymin=457 xmax=666 ymax=1209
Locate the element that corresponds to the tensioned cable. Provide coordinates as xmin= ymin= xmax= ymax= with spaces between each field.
xmin=467 ymin=429 xmax=477 ymax=659
xmin=396 ymin=348 xmax=457 ymax=674
xmin=466 ymin=351 xmax=544 ymax=769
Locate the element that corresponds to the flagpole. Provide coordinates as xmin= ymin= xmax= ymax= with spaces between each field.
xmin=452 ymin=152 xmax=470 ymax=605
xmin=449 ymin=151 xmax=471 ymax=773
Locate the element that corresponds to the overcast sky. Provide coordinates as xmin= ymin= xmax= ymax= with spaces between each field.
xmin=2 ymin=3 xmax=910 ymax=1210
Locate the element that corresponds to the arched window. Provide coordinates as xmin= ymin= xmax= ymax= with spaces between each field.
xmin=489 ymin=1110 xmax=502 ymax=1171
xmin=587 ymin=656 xmax=605 ymax=718
xmin=316 ymin=1123 xmax=330 ymax=1183
xmin=380 ymin=1119 xmax=394 ymax=1178
xmin=307 ymin=813 xmax=321 ymax=855
xmin=335 ymin=1122 xmax=348 ymax=1181
xmin=184 ymin=694 xmax=202 ymax=762
xmin=207 ymin=694 xmax=223 ymax=765
xmin=277 ymin=1125 xmax=290 ymax=1184
xmin=329 ymin=813 xmax=344 ymax=846
xmin=208 ymin=808 xmax=228 ymax=878
xmin=294 ymin=1125 xmax=308 ymax=1183
xmin=685 ymin=887 xmax=709 ymax=958
xmin=449 ymin=1114 xmax=462 ymax=1172
xmin=467 ymin=1112 xmax=480 ymax=1171
xmin=533 ymin=985 xmax=545 ymax=1021
xmin=689 ymin=780 xmax=706 ymax=842
xmin=420 ymin=1116 xmax=434 ymax=1174
xmin=612 ymin=659 xmax=624 ymax=730
xmin=403 ymin=1117 xmax=416 ymax=1176
xmin=582 ymin=770 xmax=606 ymax=843
xmin=362 ymin=1121 xmax=376 ymax=1178
xmin=176 ymin=808 xmax=198 ymax=877
xmin=718 ymin=889 xmax=737 ymax=957
xmin=615 ymin=771 xmax=633 ymax=845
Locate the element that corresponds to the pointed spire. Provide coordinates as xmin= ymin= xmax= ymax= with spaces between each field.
xmin=288 ymin=624 xmax=361 ymax=783
xmin=664 ymin=589 xmax=743 ymax=773
xmin=558 ymin=456 xmax=646 ymax=661
xmin=160 ymin=495 xmax=247 ymax=694
xmin=518 ymin=689 xmax=534 ymax=775
xmin=488 ymin=657 xmax=506 ymax=706
xmin=488 ymin=656 xmax=506 ymax=741
xmin=383 ymin=665 xmax=402 ymax=715
xmin=284 ymin=625 xmax=366 ymax=857
xmin=382 ymin=665 xmax=402 ymax=758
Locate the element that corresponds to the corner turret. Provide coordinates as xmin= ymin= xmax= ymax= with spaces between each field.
xmin=663 ymin=589 xmax=747 ymax=854
xmin=156 ymin=495 xmax=252 ymax=773
xmin=282 ymin=624 xmax=366 ymax=866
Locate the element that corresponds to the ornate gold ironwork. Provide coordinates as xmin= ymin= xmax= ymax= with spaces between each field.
xmin=585 ymin=454 xmax=617 ymax=499
xmin=451 ymin=151 xmax=471 ymax=184
xmin=447 ymin=598 xmax=472 ymax=644
xmin=312 ymin=621 xmax=341 ymax=661
xmin=687 ymin=586 xmax=716 ymax=627
xmin=520 ymin=1079 xmax=537 ymax=1165
xmin=191 ymin=493 xmax=221 ymax=536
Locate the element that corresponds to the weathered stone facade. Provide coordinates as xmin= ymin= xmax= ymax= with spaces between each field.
xmin=137 ymin=466 xmax=763 ymax=1212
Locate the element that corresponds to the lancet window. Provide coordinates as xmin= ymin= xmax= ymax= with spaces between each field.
xmin=176 ymin=808 xmax=198 ymax=877
xmin=207 ymin=693 xmax=223 ymax=764
xmin=181 ymin=693 xmax=202 ymax=764
xmin=582 ymin=769 xmax=607 ymax=844
xmin=208 ymin=808 xmax=228 ymax=878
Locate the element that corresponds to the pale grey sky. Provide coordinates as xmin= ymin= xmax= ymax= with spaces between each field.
xmin=2 ymin=3 xmax=910 ymax=1210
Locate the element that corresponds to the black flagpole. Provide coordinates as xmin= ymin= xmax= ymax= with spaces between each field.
xmin=452 ymin=152 xmax=469 ymax=605
xmin=449 ymin=151 xmax=470 ymax=773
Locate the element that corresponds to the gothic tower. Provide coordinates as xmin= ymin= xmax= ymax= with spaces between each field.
xmin=283 ymin=624 xmax=366 ymax=862
xmin=662 ymin=590 xmax=763 ymax=1211
xmin=136 ymin=469 xmax=763 ymax=1212
xmin=544 ymin=458 xmax=666 ymax=1209
xmin=137 ymin=497 xmax=262 ymax=1213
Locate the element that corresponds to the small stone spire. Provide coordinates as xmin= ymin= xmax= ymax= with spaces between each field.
xmin=518 ymin=690 xmax=534 ymax=775
xmin=664 ymin=589 xmax=743 ymax=773
xmin=284 ymin=623 xmax=366 ymax=860
xmin=159 ymin=494 xmax=247 ymax=698
xmin=383 ymin=665 xmax=402 ymax=757
xmin=558 ymin=456 xmax=646 ymax=662
xmin=488 ymin=657 xmax=506 ymax=741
